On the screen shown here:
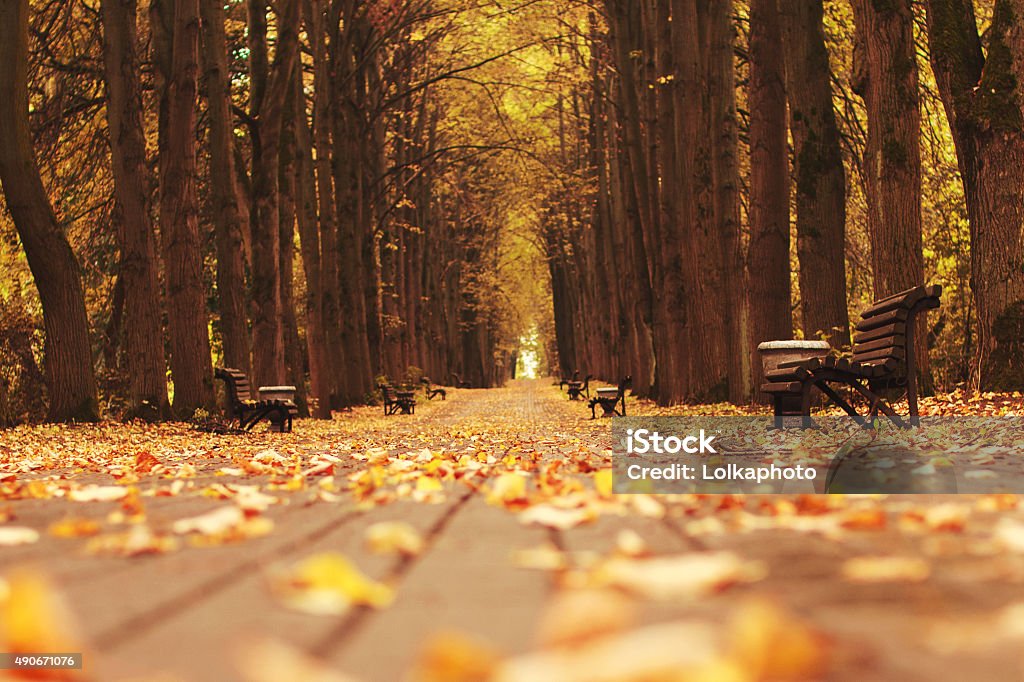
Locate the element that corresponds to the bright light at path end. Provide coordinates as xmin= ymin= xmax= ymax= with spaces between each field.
xmin=517 ymin=328 xmax=541 ymax=379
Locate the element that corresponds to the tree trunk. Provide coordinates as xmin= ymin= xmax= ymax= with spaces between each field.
xmin=199 ymin=0 xmax=250 ymax=377
xmin=101 ymin=0 xmax=170 ymax=419
xmin=852 ymin=0 xmax=930 ymax=389
xmin=747 ymin=0 xmax=792 ymax=402
xmin=925 ymin=0 xmax=1024 ymax=389
xmin=279 ymin=67 xmax=308 ymax=415
xmin=0 ymin=0 xmax=99 ymax=422
xmin=307 ymin=0 xmax=344 ymax=409
xmin=247 ymin=0 xmax=299 ymax=388
xmin=151 ymin=0 xmax=215 ymax=417
xmin=293 ymin=52 xmax=332 ymax=419
xmin=708 ymin=0 xmax=747 ymax=403
xmin=779 ymin=0 xmax=850 ymax=348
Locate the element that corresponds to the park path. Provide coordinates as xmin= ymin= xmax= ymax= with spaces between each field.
xmin=2 ymin=379 xmax=1024 ymax=680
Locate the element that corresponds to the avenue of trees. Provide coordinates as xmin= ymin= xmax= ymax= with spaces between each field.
xmin=0 ymin=0 xmax=1022 ymax=421
xmin=548 ymin=0 xmax=1024 ymax=404
xmin=1 ymin=0 xmax=540 ymax=423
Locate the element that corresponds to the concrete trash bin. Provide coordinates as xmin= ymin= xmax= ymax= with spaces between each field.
xmin=757 ymin=340 xmax=830 ymax=407
xmin=258 ymin=385 xmax=296 ymax=432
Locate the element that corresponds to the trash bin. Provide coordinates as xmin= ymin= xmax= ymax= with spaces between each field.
xmin=258 ymin=386 xmax=296 ymax=432
xmin=258 ymin=385 xmax=296 ymax=402
xmin=757 ymin=340 xmax=830 ymax=407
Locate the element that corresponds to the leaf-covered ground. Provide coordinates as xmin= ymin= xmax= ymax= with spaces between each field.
xmin=1 ymin=380 xmax=1024 ymax=680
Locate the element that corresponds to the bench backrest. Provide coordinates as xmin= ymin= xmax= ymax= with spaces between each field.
xmin=852 ymin=285 xmax=941 ymax=376
xmin=214 ymin=367 xmax=252 ymax=417
xmin=378 ymin=383 xmax=395 ymax=403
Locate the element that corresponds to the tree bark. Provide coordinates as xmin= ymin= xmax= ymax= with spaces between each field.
xmin=199 ymin=0 xmax=250 ymax=377
xmin=278 ymin=66 xmax=308 ymax=415
xmin=293 ymin=49 xmax=332 ymax=419
xmin=747 ymin=0 xmax=792 ymax=401
xmin=708 ymin=0 xmax=747 ymax=403
xmin=247 ymin=0 xmax=299 ymax=388
xmin=151 ymin=0 xmax=215 ymax=416
xmin=852 ymin=0 xmax=930 ymax=388
xmin=926 ymin=0 xmax=1024 ymax=389
xmin=101 ymin=0 xmax=170 ymax=419
xmin=306 ymin=0 xmax=344 ymax=410
xmin=779 ymin=0 xmax=850 ymax=348
xmin=0 ymin=0 xmax=99 ymax=422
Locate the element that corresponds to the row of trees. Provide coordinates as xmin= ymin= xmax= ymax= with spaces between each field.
xmin=1 ymin=0 xmax=527 ymax=423
xmin=547 ymin=0 xmax=1024 ymax=404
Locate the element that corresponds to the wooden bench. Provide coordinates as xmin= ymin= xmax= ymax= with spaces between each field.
xmin=214 ymin=367 xmax=296 ymax=432
xmin=450 ymin=373 xmax=471 ymax=389
xmin=379 ymin=383 xmax=416 ymax=415
xmin=558 ymin=370 xmax=579 ymax=391
xmin=589 ymin=376 xmax=631 ymax=418
xmin=761 ymin=284 xmax=942 ymax=428
xmin=567 ymin=374 xmax=592 ymax=401
xmin=420 ymin=377 xmax=446 ymax=401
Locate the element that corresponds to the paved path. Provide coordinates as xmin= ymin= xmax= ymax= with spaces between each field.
xmin=3 ymin=380 xmax=1024 ymax=680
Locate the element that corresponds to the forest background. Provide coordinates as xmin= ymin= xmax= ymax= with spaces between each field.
xmin=0 ymin=0 xmax=1019 ymax=424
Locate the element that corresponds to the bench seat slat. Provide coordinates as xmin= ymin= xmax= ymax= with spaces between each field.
xmin=854 ymin=322 xmax=906 ymax=345
xmin=859 ymin=286 xmax=928 ymax=318
xmin=853 ymin=334 xmax=905 ymax=354
xmin=852 ymin=347 xmax=905 ymax=364
xmin=761 ymin=381 xmax=804 ymax=394
xmin=855 ymin=307 xmax=909 ymax=332
xmin=765 ymin=367 xmax=809 ymax=381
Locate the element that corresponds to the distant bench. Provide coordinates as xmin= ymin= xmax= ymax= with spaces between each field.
xmin=567 ymin=374 xmax=592 ymax=401
xmin=214 ymin=367 xmax=297 ymax=432
xmin=420 ymin=377 xmax=446 ymax=400
xmin=589 ymin=376 xmax=631 ymax=418
xmin=379 ymin=383 xmax=416 ymax=415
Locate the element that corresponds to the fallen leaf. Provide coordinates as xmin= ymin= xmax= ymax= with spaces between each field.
xmin=614 ymin=529 xmax=649 ymax=558
xmin=0 ymin=526 xmax=39 ymax=546
xmin=487 ymin=472 xmax=528 ymax=508
xmin=365 ymin=521 xmax=424 ymax=557
xmin=518 ymin=505 xmax=593 ymax=531
xmin=270 ymin=552 xmax=394 ymax=615
xmin=536 ymin=589 xmax=637 ymax=647
xmin=512 ymin=544 xmax=567 ymax=572
xmin=86 ymin=524 xmax=178 ymax=557
xmin=48 ymin=518 xmax=101 ymax=539
xmin=0 ymin=569 xmax=84 ymax=671
xmin=412 ymin=631 xmax=501 ymax=682
xmin=173 ymin=506 xmax=246 ymax=535
xmin=841 ymin=556 xmax=930 ymax=583
xmin=235 ymin=636 xmax=361 ymax=682
xmin=494 ymin=621 xmax=738 ymax=682
xmin=595 ymin=552 xmax=766 ymax=600
xmin=730 ymin=599 xmax=831 ymax=679
xmin=68 ymin=485 xmax=128 ymax=502
xmin=134 ymin=451 xmax=163 ymax=474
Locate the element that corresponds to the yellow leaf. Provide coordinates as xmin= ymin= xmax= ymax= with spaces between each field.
xmin=270 ymin=553 xmax=394 ymax=616
xmin=487 ymin=472 xmax=528 ymax=508
xmin=841 ymin=556 xmax=930 ymax=583
xmin=48 ymin=518 xmax=101 ymax=539
xmin=68 ymin=485 xmax=127 ymax=502
xmin=411 ymin=631 xmax=500 ymax=682
xmin=0 ymin=570 xmax=84 ymax=664
xmin=365 ymin=521 xmax=424 ymax=557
